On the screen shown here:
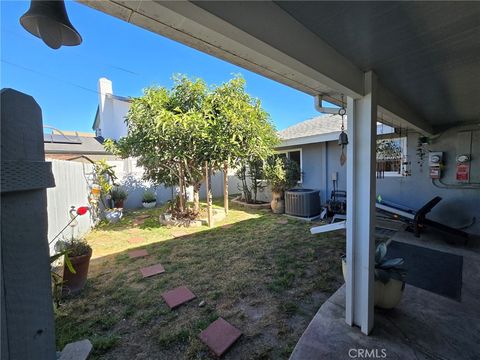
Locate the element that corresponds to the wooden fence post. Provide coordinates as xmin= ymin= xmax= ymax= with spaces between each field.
xmin=1 ymin=89 xmax=56 ymax=359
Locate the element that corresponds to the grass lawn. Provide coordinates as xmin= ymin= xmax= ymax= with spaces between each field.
xmin=55 ymin=199 xmax=345 ymax=359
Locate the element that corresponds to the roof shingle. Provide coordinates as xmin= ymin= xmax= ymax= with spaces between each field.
xmin=279 ymin=114 xmax=345 ymax=140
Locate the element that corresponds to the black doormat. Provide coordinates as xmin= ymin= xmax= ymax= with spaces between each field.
xmin=386 ymin=241 xmax=463 ymax=301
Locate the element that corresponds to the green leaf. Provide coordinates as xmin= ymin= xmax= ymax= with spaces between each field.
xmin=64 ymin=253 xmax=76 ymax=274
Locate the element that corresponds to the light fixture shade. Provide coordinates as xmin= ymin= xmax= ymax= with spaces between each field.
xmin=20 ymin=0 xmax=82 ymax=49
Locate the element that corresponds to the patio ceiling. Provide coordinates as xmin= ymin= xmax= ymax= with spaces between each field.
xmin=80 ymin=1 xmax=480 ymax=134
xmin=274 ymin=1 xmax=480 ymax=130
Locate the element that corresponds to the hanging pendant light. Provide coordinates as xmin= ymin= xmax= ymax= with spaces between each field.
xmin=20 ymin=0 xmax=82 ymax=49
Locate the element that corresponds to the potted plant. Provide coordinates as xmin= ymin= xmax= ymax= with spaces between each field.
xmin=55 ymin=237 xmax=92 ymax=295
xmin=341 ymin=242 xmax=406 ymax=309
xmin=263 ymin=157 xmax=301 ymax=214
xmin=110 ymin=186 xmax=128 ymax=208
xmin=142 ymin=190 xmax=157 ymax=208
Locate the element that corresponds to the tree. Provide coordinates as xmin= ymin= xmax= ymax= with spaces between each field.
xmin=106 ymin=75 xmax=279 ymax=216
xmin=106 ymin=75 xmax=209 ymax=214
xmin=206 ymin=76 xmax=279 ymax=204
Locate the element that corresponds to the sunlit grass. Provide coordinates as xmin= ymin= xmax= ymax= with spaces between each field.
xmin=56 ymin=198 xmax=345 ymax=359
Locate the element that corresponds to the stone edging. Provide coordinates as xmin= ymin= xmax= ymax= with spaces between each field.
xmin=231 ymin=196 xmax=271 ymax=210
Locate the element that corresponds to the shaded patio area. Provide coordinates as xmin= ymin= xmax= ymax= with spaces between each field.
xmin=290 ymin=229 xmax=480 ymax=359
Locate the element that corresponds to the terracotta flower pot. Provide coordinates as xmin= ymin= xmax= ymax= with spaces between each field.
xmin=271 ymin=191 xmax=285 ymax=214
xmin=114 ymin=199 xmax=125 ymax=208
xmin=62 ymin=248 xmax=92 ymax=295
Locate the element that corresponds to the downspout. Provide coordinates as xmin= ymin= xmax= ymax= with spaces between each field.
xmin=314 ymin=94 xmax=341 ymax=203
xmin=325 ymin=142 xmax=329 ymax=203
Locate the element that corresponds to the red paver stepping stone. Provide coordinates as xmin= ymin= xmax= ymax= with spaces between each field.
xmin=199 ymin=318 xmax=242 ymax=357
xmin=136 ymin=214 xmax=151 ymax=220
xmin=276 ymin=219 xmax=289 ymax=224
xmin=128 ymin=249 xmax=148 ymax=259
xmin=162 ymin=286 xmax=196 ymax=309
xmin=140 ymin=264 xmax=165 ymax=278
xmin=128 ymin=236 xmax=145 ymax=244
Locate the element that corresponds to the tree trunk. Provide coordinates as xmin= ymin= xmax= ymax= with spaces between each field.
xmin=193 ymin=182 xmax=201 ymax=213
xmin=178 ymin=163 xmax=185 ymax=213
xmin=205 ymin=161 xmax=213 ymax=227
xmin=223 ymin=162 xmax=229 ymax=215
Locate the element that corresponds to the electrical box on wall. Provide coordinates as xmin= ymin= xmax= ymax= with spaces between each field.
xmin=456 ymin=154 xmax=471 ymax=182
xmin=428 ymin=151 xmax=443 ymax=179
xmin=456 ymin=131 xmax=473 ymax=183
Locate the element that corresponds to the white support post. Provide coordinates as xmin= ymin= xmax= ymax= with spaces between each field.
xmin=345 ymin=71 xmax=377 ymax=335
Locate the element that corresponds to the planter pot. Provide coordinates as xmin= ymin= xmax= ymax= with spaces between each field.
xmin=62 ymin=248 xmax=92 ymax=295
xmin=142 ymin=201 xmax=156 ymax=209
xmin=341 ymin=257 xmax=404 ymax=309
xmin=114 ymin=199 xmax=125 ymax=208
xmin=271 ymin=191 xmax=285 ymax=214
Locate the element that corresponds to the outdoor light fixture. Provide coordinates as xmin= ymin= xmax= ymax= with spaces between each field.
xmin=20 ymin=0 xmax=82 ymax=49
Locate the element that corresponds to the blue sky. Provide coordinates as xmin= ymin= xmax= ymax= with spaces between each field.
xmin=1 ymin=1 xmax=319 ymax=133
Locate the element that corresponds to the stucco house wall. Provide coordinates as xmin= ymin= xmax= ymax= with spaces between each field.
xmin=276 ymin=141 xmax=349 ymax=205
xmin=276 ymin=126 xmax=479 ymax=236
xmin=377 ymin=128 xmax=480 ymax=235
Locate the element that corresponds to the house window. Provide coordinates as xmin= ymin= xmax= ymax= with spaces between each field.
xmin=376 ymin=138 xmax=408 ymax=177
xmin=275 ymin=148 xmax=303 ymax=183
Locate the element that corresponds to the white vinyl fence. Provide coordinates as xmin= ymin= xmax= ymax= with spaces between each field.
xmin=46 ymin=158 xmax=257 ymax=253
xmin=46 ymin=160 xmax=94 ymax=253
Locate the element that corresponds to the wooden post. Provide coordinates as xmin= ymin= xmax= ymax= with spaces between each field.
xmin=205 ymin=161 xmax=213 ymax=227
xmin=223 ymin=161 xmax=229 ymax=216
xmin=1 ymin=89 xmax=56 ymax=359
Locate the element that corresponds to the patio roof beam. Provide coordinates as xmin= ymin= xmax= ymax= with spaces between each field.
xmin=80 ymin=1 xmax=432 ymax=134
xmin=80 ymin=0 xmax=364 ymax=99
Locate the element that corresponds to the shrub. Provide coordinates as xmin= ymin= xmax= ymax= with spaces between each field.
xmin=110 ymin=187 xmax=128 ymax=201
xmin=55 ymin=238 xmax=92 ymax=257
xmin=264 ymin=157 xmax=301 ymax=194
xmin=142 ymin=191 xmax=157 ymax=203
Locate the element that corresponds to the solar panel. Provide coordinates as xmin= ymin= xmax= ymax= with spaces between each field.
xmin=43 ymin=133 xmax=82 ymax=144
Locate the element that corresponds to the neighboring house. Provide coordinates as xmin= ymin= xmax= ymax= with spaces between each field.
xmin=93 ymin=77 xmax=131 ymax=139
xmin=44 ymin=130 xmax=114 ymax=163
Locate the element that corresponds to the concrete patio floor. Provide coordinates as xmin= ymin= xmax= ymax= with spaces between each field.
xmin=290 ymin=228 xmax=480 ymax=360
